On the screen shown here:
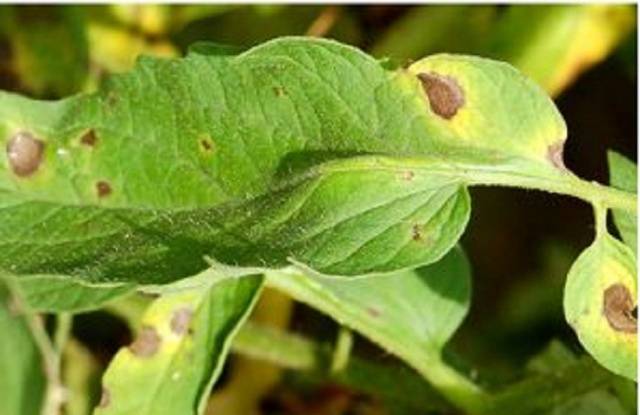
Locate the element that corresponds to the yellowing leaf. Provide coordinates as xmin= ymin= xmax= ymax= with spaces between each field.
xmin=564 ymin=234 xmax=637 ymax=380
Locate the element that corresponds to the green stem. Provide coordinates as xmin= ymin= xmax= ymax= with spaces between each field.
xmin=453 ymin=163 xmax=636 ymax=213
xmin=409 ymin=356 xmax=489 ymax=414
xmin=3 ymin=278 xmax=65 ymax=415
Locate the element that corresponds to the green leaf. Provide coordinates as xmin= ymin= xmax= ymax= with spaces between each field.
xmin=563 ymin=234 xmax=637 ymax=380
xmin=267 ymin=247 xmax=486 ymax=411
xmin=96 ymin=273 xmax=263 ymax=415
xmin=0 ymin=37 xmax=575 ymax=285
xmin=0 ymin=281 xmax=46 ymax=415
xmin=608 ymin=151 xmax=637 ymax=253
xmin=15 ymin=274 xmax=133 ymax=313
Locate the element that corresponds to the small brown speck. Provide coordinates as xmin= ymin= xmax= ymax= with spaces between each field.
xmin=80 ymin=129 xmax=98 ymax=147
xmin=417 ymin=72 xmax=465 ymax=120
xmin=98 ymin=387 xmax=110 ymax=408
xmin=273 ymin=86 xmax=286 ymax=97
xmin=199 ymin=136 xmax=215 ymax=155
xmin=170 ymin=308 xmax=193 ymax=335
xmin=129 ymin=326 xmax=161 ymax=358
xmin=6 ymin=131 xmax=44 ymax=177
xmin=96 ymin=181 xmax=112 ymax=198
xmin=411 ymin=224 xmax=422 ymax=241
xmin=603 ymin=283 xmax=637 ymax=333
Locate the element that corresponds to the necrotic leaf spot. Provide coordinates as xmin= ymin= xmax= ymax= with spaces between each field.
xmin=80 ymin=129 xmax=98 ymax=147
xmin=6 ymin=131 xmax=44 ymax=177
xmin=418 ymin=72 xmax=465 ymax=119
xmin=603 ymin=283 xmax=637 ymax=333
xmin=129 ymin=326 xmax=161 ymax=358
xmin=96 ymin=181 xmax=112 ymax=198
xmin=170 ymin=307 xmax=193 ymax=335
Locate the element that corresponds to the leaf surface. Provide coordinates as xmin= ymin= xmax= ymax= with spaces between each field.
xmin=96 ymin=273 xmax=263 ymax=415
xmin=267 ymin=247 xmax=484 ymax=409
xmin=0 ymin=37 xmax=568 ymax=284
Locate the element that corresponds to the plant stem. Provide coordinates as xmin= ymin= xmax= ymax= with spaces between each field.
xmin=459 ymin=165 xmax=636 ymax=213
xmin=4 ymin=278 xmax=66 ymax=415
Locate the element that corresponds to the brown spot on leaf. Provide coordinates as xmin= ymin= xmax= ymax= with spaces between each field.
xmin=411 ymin=224 xmax=422 ymax=241
xmin=603 ymin=284 xmax=637 ymax=333
xmin=170 ymin=308 xmax=193 ymax=335
xmin=198 ymin=135 xmax=215 ymax=155
xmin=6 ymin=131 xmax=44 ymax=177
xmin=98 ymin=387 xmax=110 ymax=408
xmin=96 ymin=181 xmax=112 ymax=198
xmin=417 ymin=72 xmax=464 ymax=119
xmin=129 ymin=326 xmax=161 ymax=357
xmin=547 ymin=142 xmax=566 ymax=170
xmin=80 ymin=129 xmax=98 ymax=147
xmin=273 ymin=86 xmax=286 ymax=97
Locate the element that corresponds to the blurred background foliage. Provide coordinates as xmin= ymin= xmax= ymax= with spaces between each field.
xmin=0 ymin=4 xmax=636 ymax=415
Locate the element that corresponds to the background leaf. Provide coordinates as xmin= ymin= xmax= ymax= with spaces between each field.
xmin=608 ymin=151 xmax=637 ymax=253
xmin=15 ymin=275 xmax=133 ymax=313
xmin=96 ymin=273 xmax=263 ymax=415
xmin=0 ymin=281 xmax=46 ymax=415
xmin=267 ymin=247 xmax=485 ymax=410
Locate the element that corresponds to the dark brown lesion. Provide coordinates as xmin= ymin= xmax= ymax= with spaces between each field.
xmin=80 ymin=129 xmax=98 ymax=147
xmin=96 ymin=181 xmax=112 ymax=198
xmin=417 ymin=72 xmax=465 ymax=120
xmin=603 ymin=283 xmax=637 ymax=333
xmin=6 ymin=131 xmax=45 ymax=177
xmin=129 ymin=326 xmax=162 ymax=358
xmin=198 ymin=135 xmax=215 ymax=155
